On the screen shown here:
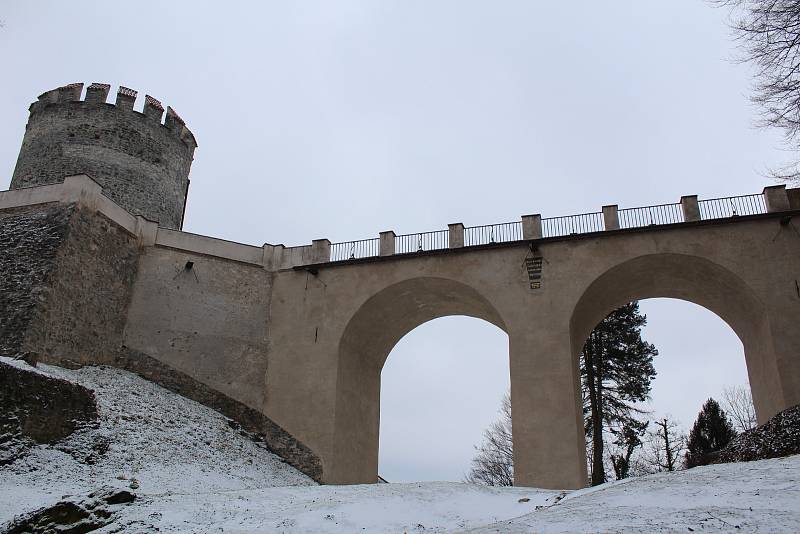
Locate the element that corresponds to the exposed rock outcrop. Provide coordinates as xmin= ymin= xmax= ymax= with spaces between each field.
xmin=3 ymin=487 xmax=135 ymax=534
xmin=0 ymin=357 xmax=98 ymax=465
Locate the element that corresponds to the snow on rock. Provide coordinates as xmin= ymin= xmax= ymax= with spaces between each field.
xmin=468 ymin=455 xmax=800 ymax=533
xmin=1 ymin=355 xmax=98 ymax=466
xmin=4 ymin=487 xmax=136 ymax=534
xmin=0 ymin=360 xmax=313 ymax=524
xmin=714 ymin=404 xmax=800 ymax=464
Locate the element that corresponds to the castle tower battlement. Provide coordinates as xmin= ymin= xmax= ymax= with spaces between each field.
xmin=11 ymin=82 xmax=197 ymax=230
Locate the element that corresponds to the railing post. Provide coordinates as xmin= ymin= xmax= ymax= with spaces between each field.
xmin=763 ymin=184 xmax=790 ymax=213
xmin=448 ymin=223 xmax=464 ymax=248
xmin=602 ymin=205 xmax=619 ymax=231
xmin=521 ymin=214 xmax=542 ymax=240
xmin=681 ymin=195 xmax=701 ymax=222
xmin=379 ymin=231 xmax=395 ymax=256
xmin=311 ymin=239 xmax=330 ymax=263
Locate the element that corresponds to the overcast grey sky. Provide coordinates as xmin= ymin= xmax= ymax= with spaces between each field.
xmin=0 ymin=1 xmax=788 ymax=483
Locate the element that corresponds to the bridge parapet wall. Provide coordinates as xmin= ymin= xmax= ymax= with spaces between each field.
xmin=323 ymin=185 xmax=793 ymax=265
xmin=1 ymin=178 xmax=797 ymax=271
xmin=1 ymin=178 xmax=797 ymax=274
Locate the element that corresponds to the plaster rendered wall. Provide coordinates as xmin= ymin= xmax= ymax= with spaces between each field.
xmin=123 ymin=247 xmax=272 ymax=412
xmin=3 ymin=179 xmax=798 ymax=490
xmin=11 ymin=98 xmax=194 ymax=230
xmin=260 ymin=213 xmax=800 ymax=488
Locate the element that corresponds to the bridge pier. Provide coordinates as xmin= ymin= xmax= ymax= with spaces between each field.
xmin=509 ymin=325 xmax=588 ymax=489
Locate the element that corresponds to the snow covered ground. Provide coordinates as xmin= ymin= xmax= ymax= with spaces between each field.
xmin=95 ymin=482 xmax=559 ymax=533
xmin=2 ymin=360 xmax=799 ymax=533
xmin=470 ymin=455 xmax=800 ymax=533
xmin=0 ymin=359 xmax=313 ymax=522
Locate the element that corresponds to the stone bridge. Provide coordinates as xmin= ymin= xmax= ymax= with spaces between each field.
xmin=2 ymin=176 xmax=799 ymax=489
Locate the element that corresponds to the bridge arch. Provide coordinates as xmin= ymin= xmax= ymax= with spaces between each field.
xmin=329 ymin=276 xmax=507 ymax=483
xmin=569 ymin=252 xmax=783 ymax=424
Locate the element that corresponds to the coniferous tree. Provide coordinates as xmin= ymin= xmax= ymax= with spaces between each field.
xmin=684 ymin=398 xmax=737 ymax=468
xmin=582 ymin=302 xmax=657 ymax=485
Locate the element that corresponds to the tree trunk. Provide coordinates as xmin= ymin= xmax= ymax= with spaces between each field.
xmin=585 ymin=331 xmax=606 ymax=485
xmin=657 ymin=418 xmax=675 ymax=471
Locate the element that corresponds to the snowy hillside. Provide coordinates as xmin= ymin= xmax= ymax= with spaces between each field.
xmin=2 ymin=359 xmax=799 ymax=533
xmin=469 ymin=455 xmax=800 ymax=533
xmin=0 ymin=359 xmax=313 ymax=523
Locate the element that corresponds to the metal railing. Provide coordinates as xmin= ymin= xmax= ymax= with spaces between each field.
xmin=330 ymin=238 xmax=379 ymax=261
xmin=324 ymin=191 xmax=777 ymax=263
xmin=619 ymin=202 xmax=684 ymax=229
xmin=395 ymin=230 xmax=449 ymax=254
xmin=542 ymin=212 xmax=604 ymax=238
xmin=464 ymin=221 xmax=522 ymax=246
xmin=698 ymin=193 xmax=767 ymax=220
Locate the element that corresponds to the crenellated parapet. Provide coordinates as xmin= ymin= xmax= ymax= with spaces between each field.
xmin=12 ymin=82 xmax=197 ymax=229
xmin=29 ymin=83 xmax=197 ymax=152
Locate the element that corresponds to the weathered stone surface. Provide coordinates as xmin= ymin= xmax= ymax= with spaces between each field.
xmin=11 ymin=93 xmax=195 ymax=229
xmin=0 ymin=358 xmax=98 ymax=465
xmin=25 ymin=206 xmax=139 ymax=366
xmin=2 ymin=487 xmax=135 ymax=534
xmin=0 ymin=201 xmax=321 ymax=481
xmin=0 ymin=204 xmax=72 ymax=356
xmin=0 ymin=203 xmax=138 ymax=364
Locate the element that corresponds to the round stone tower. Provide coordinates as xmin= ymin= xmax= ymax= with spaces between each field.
xmin=11 ymin=83 xmax=197 ymax=230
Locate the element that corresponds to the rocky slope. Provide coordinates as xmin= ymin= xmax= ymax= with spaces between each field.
xmin=0 ymin=357 xmax=313 ymax=531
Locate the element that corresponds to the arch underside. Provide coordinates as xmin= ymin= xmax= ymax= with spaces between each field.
xmin=569 ymin=253 xmax=779 ymax=425
xmin=331 ymin=277 xmax=507 ymax=484
xmin=326 ymin=253 xmax=786 ymax=487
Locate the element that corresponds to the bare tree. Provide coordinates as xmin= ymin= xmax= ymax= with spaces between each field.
xmin=644 ymin=417 xmax=687 ymax=472
xmin=716 ymin=0 xmax=800 ymax=181
xmin=465 ymin=393 xmax=513 ymax=486
xmin=722 ymin=385 xmax=758 ymax=432
xmin=609 ymin=420 xmax=648 ymax=480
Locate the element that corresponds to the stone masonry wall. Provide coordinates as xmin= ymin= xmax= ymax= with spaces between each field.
xmin=0 ymin=204 xmax=72 ymax=356
xmin=12 ymin=99 xmax=193 ymax=230
xmin=0 ymin=201 xmax=322 ymax=481
xmin=23 ymin=206 xmax=140 ymax=365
